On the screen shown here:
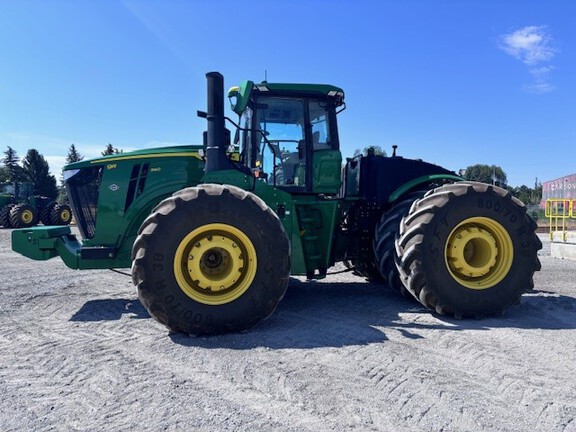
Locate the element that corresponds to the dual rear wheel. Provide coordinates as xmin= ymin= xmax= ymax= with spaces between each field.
xmin=374 ymin=182 xmax=541 ymax=318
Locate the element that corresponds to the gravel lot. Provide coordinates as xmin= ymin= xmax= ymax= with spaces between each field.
xmin=0 ymin=229 xmax=575 ymax=432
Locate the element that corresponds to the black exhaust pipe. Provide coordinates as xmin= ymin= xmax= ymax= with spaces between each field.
xmin=205 ymin=72 xmax=230 ymax=172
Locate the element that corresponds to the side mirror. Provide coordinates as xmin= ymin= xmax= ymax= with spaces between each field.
xmin=234 ymin=128 xmax=240 ymax=145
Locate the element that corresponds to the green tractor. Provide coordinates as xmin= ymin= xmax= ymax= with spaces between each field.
xmin=0 ymin=181 xmax=72 ymax=228
xmin=12 ymin=72 xmax=541 ymax=335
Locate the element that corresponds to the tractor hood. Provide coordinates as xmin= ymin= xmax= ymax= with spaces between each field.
xmin=63 ymin=145 xmax=204 ymax=172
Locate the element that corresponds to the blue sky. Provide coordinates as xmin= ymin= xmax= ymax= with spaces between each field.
xmin=1 ymin=0 xmax=575 ymax=187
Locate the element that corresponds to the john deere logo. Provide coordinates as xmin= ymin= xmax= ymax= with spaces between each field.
xmin=109 ymin=184 xmax=120 ymax=192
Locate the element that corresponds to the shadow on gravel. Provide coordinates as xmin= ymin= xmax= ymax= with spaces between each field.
xmin=170 ymin=279 xmax=576 ymax=350
xmin=68 ymin=278 xmax=576 ymax=348
xmin=171 ymin=278 xmax=422 ymax=349
xmin=382 ymin=289 xmax=576 ymax=334
xmin=70 ymin=298 xmax=150 ymax=321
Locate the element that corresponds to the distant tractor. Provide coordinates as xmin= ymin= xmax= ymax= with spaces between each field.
xmin=0 ymin=182 xmax=72 ymax=228
xmin=12 ymin=72 xmax=541 ymax=335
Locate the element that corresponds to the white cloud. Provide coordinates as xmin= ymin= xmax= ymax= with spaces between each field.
xmin=523 ymin=82 xmax=556 ymax=95
xmin=499 ymin=26 xmax=557 ymax=65
xmin=529 ymin=65 xmax=555 ymax=79
xmin=498 ymin=25 xmax=558 ymax=93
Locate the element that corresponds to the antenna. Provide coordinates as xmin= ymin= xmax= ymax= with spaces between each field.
xmin=264 ymin=70 xmax=268 ymax=82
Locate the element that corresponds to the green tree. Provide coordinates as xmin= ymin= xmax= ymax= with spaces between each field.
xmin=463 ymin=164 xmax=508 ymax=187
xmin=102 ymin=143 xmax=123 ymax=156
xmin=21 ymin=149 xmax=58 ymax=199
xmin=508 ymin=181 xmax=542 ymax=206
xmin=0 ymin=166 xmax=9 ymax=183
xmin=3 ymin=146 xmax=24 ymax=181
xmin=57 ymin=144 xmax=84 ymax=203
xmin=353 ymin=145 xmax=387 ymax=157
xmin=510 ymin=185 xmax=532 ymax=204
xmin=66 ymin=143 xmax=83 ymax=163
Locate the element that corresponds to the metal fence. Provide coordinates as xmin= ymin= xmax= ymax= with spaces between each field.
xmin=545 ymin=199 xmax=576 ymax=242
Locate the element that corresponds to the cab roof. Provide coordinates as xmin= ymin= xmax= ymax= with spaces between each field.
xmin=228 ymin=80 xmax=345 ymax=115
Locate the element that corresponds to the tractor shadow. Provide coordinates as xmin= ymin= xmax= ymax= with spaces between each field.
xmin=69 ymin=278 xmax=576 ymax=349
xmin=169 ymin=278 xmax=576 ymax=350
xmin=70 ymin=298 xmax=150 ymax=322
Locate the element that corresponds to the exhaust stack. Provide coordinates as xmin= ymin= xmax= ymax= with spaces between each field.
xmin=205 ymin=72 xmax=230 ymax=172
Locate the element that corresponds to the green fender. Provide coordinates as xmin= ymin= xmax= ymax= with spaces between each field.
xmin=388 ymin=174 xmax=463 ymax=203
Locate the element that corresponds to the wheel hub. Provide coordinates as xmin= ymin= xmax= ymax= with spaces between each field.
xmin=173 ymin=223 xmax=257 ymax=305
xmin=445 ymin=217 xmax=513 ymax=290
xmin=447 ymin=226 xmax=497 ymax=278
xmin=60 ymin=209 xmax=71 ymax=222
xmin=21 ymin=210 xmax=33 ymax=224
xmin=189 ymin=235 xmax=243 ymax=292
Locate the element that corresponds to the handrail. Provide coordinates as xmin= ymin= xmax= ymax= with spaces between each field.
xmin=546 ymin=199 xmax=576 ymax=242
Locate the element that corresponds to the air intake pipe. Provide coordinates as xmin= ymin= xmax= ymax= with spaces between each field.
xmin=204 ymin=72 xmax=230 ymax=172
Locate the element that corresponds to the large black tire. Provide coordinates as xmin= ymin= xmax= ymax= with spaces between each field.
xmin=9 ymin=204 xmax=38 ymax=228
xmin=0 ymin=204 xmax=15 ymax=228
xmin=395 ymin=182 xmax=542 ymax=318
xmin=373 ymin=190 xmax=427 ymax=295
xmin=132 ymin=184 xmax=291 ymax=335
xmin=50 ymin=204 xmax=72 ymax=225
xmin=40 ymin=202 xmax=57 ymax=225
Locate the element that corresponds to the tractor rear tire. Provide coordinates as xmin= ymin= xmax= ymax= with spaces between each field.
xmin=373 ymin=190 xmax=427 ymax=295
xmin=40 ymin=202 xmax=57 ymax=225
xmin=132 ymin=184 xmax=291 ymax=335
xmin=395 ymin=182 xmax=542 ymax=318
xmin=9 ymin=204 xmax=38 ymax=228
xmin=0 ymin=204 xmax=15 ymax=228
xmin=50 ymin=204 xmax=72 ymax=225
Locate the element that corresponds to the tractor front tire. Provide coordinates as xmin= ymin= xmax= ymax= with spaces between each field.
xmin=9 ymin=204 xmax=38 ymax=228
xmin=50 ymin=204 xmax=72 ymax=225
xmin=132 ymin=184 xmax=291 ymax=335
xmin=395 ymin=182 xmax=542 ymax=318
xmin=0 ymin=204 xmax=15 ymax=228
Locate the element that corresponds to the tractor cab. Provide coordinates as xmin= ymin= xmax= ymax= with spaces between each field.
xmin=228 ymin=82 xmax=345 ymax=195
xmin=0 ymin=181 xmax=33 ymax=201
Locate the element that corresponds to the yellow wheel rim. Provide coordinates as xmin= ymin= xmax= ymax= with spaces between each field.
xmin=21 ymin=209 xmax=34 ymax=224
xmin=445 ymin=217 xmax=513 ymax=290
xmin=60 ymin=209 xmax=71 ymax=222
xmin=173 ymin=223 xmax=257 ymax=305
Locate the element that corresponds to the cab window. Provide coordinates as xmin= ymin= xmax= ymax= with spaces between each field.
xmin=256 ymin=97 xmax=306 ymax=187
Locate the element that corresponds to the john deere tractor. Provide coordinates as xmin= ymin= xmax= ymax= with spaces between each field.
xmin=12 ymin=72 xmax=541 ymax=335
xmin=0 ymin=181 xmax=72 ymax=228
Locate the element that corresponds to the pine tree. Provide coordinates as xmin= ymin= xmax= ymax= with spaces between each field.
xmin=3 ymin=146 xmax=24 ymax=181
xmin=102 ymin=143 xmax=123 ymax=156
xmin=21 ymin=149 xmax=58 ymax=199
xmin=0 ymin=166 xmax=9 ymax=183
xmin=102 ymin=143 xmax=114 ymax=156
xmin=66 ymin=143 xmax=83 ymax=163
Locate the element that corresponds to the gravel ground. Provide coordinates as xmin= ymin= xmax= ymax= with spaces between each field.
xmin=0 ymin=229 xmax=575 ymax=432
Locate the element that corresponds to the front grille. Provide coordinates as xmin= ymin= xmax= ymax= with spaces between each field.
xmin=65 ymin=166 xmax=103 ymax=239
